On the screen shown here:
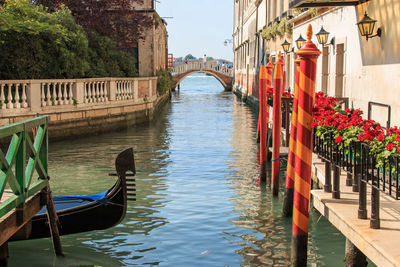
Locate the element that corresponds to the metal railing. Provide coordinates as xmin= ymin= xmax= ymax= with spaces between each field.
xmin=0 ymin=116 xmax=49 ymax=218
xmin=313 ymin=133 xmax=400 ymax=229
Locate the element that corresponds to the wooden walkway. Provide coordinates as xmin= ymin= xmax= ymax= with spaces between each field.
xmin=0 ymin=191 xmax=44 ymax=246
xmin=311 ymin=153 xmax=400 ymax=267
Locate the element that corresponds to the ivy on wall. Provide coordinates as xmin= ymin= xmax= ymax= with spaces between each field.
xmin=261 ymin=17 xmax=292 ymax=41
xmin=260 ymin=7 xmax=328 ymax=42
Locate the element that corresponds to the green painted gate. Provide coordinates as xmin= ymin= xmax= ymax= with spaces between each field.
xmin=0 ymin=116 xmax=49 ymax=218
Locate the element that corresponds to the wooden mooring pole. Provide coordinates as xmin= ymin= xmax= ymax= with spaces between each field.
xmin=291 ymin=25 xmax=320 ymax=266
xmin=259 ymin=65 xmax=268 ymax=181
xmin=344 ymin=238 xmax=367 ymax=267
xmin=45 ymin=185 xmax=64 ymax=257
xmin=271 ymin=52 xmax=284 ymax=197
xmin=282 ymin=59 xmax=300 ymax=217
xmin=0 ymin=242 xmax=9 ymax=267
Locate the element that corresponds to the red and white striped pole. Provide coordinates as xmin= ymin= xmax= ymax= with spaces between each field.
xmin=271 ymin=51 xmax=284 ymax=197
xmin=291 ymin=25 xmax=321 ymax=266
xmin=282 ymin=59 xmax=301 ymax=217
xmin=259 ymin=65 xmax=268 ymax=180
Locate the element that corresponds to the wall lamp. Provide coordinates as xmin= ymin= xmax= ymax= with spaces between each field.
xmin=316 ymin=27 xmax=335 ymax=47
xmin=356 ymin=12 xmax=381 ymax=41
xmin=295 ymin=34 xmax=306 ymax=50
xmin=224 ymin=39 xmax=233 ymax=46
xmin=281 ymin=39 xmax=292 ymax=53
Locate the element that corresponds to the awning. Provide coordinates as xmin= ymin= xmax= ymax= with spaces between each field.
xmin=290 ymin=0 xmax=366 ymax=8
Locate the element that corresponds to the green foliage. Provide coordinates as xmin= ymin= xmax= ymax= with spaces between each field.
xmin=261 ymin=19 xmax=293 ymax=41
xmin=206 ymin=56 xmax=214 ymax=61
xmin=0 ymin=0 xmax=138 ymax=79
xmin=308 ymin=8 xmax=319 ymax=18
xmin=86 ymin=31 xmax=137 ymax=78
xmin=156 ymin=68 xmax=173 ymax=96
xmin=184 ymin=54 xmax=195 ymax=60
xmin=261 ymin=26 xmax=274 ymax=40
xmin=0 ymin=0 xmax=89 ymax=79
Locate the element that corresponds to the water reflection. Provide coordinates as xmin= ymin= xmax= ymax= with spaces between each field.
xmin=8 ymin=73 xmax=347 ymax=266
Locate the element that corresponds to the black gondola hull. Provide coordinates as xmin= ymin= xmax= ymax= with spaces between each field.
xmin=11 ymin=148 xmax=135 ymax=241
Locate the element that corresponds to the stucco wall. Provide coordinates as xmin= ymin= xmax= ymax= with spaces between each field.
xmin=292 ymin=2 xmax=400 ymax=126
xmin=154 ymin=18 xmax=168 ymax=71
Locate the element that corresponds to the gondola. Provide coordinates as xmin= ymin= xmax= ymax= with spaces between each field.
xmin=11 ymin=148 xmax=136 ymax=241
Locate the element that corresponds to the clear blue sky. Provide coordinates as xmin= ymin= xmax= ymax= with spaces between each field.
xmin=156 ymin=0 xmax=233 ymax=61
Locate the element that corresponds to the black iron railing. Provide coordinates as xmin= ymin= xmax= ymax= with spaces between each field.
xmin=313 ymin=133 xmax=400 ymax=229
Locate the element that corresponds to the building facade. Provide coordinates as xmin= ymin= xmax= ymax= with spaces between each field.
xmin=233 ymin=0 xmax=291 ymax=104
xmin=234 ymin=0 xmax=400 ymax=126
xmin=127 ymin=0 xmax=169 ymax=77
xmin=290 ymin=0 xmax=400 ymax=126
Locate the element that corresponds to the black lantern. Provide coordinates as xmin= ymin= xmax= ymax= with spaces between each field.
xmin=316 ymin=27 xmax=330 ymax=45
xmin=295 ymin=34 xmax=306 ymax=50
xmin=356 ymin=12 xmax=381 ymax=41
xmin=281 ymin=39 xmax=291 ymax=53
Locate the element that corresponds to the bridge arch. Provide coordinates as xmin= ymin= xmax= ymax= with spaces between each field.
xmin=173 ymin=70 xmax=232 ymax=91
xmin=172 ymin=61 xmax=233 ymax=91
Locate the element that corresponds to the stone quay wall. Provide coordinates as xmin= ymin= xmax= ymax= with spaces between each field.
xmin=0 ymin=77 xmax=169 ymax=140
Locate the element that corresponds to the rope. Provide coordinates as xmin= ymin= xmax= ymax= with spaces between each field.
xmin=271 ymin=154 xmax=288 ymax=162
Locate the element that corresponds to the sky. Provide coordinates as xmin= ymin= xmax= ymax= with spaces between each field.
xmin=156 ymin=0 xmax=234 ymax=61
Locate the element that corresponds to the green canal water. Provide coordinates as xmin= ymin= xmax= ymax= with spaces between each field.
xmin=9 ymin=74 xmax=350 ymax=266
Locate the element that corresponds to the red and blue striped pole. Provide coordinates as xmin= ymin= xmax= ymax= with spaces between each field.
xmin=282 ymin=59 xmax=301 ymax=217
xmin=259 ymin=65 xmax=268 ymax=180
xmin=291 ymin=24 xmax=321 ymax=266
xmin=272 ymin=51 xmax=284 ymax=197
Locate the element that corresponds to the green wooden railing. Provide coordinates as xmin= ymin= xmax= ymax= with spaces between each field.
xmin=0 ymin=116 xmax=49 ymax=218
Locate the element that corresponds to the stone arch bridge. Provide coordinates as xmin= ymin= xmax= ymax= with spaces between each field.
xmin=172 ymin=61 xmax=233 ymax=91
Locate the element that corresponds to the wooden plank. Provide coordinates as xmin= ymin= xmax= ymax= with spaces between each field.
xmin=0 ymin=190 xmax=43 ymax=246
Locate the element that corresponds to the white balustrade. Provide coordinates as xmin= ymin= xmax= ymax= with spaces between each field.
xmin=0 ymin=84 xmax=4 ymax=110
xmin=0 ymin=77 xmax=152 ymax=113
xmin=116 ymin=80 xmax=133 ymax=100
xmin=0 ymin=82 xmax=30 ymax=110
xmin=83 ymin=80 xmax=109 ymax=103
xmin=40 ymin=81 xmax=75 ymax=107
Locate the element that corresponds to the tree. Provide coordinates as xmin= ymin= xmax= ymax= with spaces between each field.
xmin=0 ymin=0 xmax=138 ymax=79
xmin=184 ymin=54 xmax=195 ymax=60
xmin=36 ymin=0 xmax=153 ymax=48
xmin=0 ymin=0 xmax=89 ymax=79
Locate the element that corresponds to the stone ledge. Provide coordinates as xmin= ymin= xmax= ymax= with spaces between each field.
xmin=312 ymin=155 xmax=400 ymax=267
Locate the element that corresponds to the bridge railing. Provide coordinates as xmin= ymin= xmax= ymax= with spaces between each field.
xmin=0 ymin=116 xmax=49 ymax=218
xmin=0 ymin=77 xmax=157 ymax=114
xmin=172 ymin=62 xmax=233 ymax=77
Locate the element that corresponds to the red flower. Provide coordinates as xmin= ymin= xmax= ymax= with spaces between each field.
xmin=377 ymin=133 xmax=385 ymax=142
xmin=357 ymin=133 xmax=366 ymax=142
xmin=386 ymin=143 xmax=395 ymax=151
xmin=335 ymin=136 xmax=343 ymax=143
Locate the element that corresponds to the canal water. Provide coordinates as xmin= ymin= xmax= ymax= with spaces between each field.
xmin=9 ymin=73 xmax=347 ymax=266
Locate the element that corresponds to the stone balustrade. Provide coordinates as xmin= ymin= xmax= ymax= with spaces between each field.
xmin=0 ymin=77 xmax=157 ymax=115
xmin=172 ymin=61 xmax=233 ymax=77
